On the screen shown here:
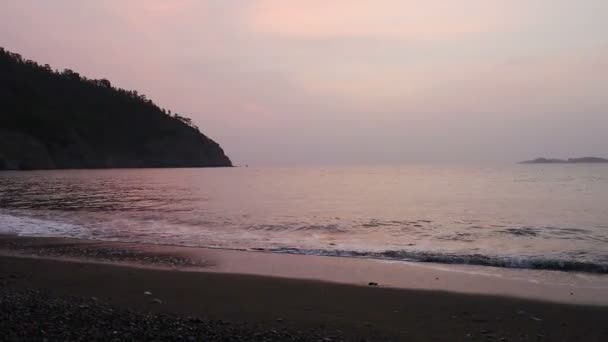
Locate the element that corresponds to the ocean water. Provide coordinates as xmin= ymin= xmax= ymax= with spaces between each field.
xmin=1 ymin=165 xmax=607 ymax=273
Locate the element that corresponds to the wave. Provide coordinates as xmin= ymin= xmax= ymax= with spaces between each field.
xmin=247 ymin=223 xmax=347 ymax=233
xmin=2 ymin=212 xmax=607 ymax=274
xmin=259 ymin=247 xmax=608 ymax=274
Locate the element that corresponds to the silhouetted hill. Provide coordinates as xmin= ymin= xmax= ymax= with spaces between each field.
xmin=0 ymin=47 xmax=232 ymax=170
xmin=520 ymin=157 xmax=608 ymax=164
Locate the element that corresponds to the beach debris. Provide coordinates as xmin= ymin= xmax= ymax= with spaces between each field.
xmin=529 ymin=316 xmax=543 ymax=322
xmin=144 ymin=291 xmax=152 ymax=296
xmin=368 ymin=282 xmax=378 ymax=286
xmin=151 ymin=298 xmax=163 ymax=304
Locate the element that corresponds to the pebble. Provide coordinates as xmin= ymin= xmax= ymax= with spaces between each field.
xmin=144 ymin=291 xmax=152 ymax=296
xmin=0 ymin=289 xmax=347 ymax=341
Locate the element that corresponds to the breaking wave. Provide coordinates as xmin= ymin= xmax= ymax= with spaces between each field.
xmin=260 ymin=247 xmax=608 ymax=274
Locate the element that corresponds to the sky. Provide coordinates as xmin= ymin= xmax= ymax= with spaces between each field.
xmin=1 ymin=0 xmax=607 ymax=166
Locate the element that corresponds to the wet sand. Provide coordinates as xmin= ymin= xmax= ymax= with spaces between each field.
xmin=1 ymin=235 xmax=608 ymax=341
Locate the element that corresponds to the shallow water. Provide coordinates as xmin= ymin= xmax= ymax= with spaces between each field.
xmin=1 ymin=165 xmax=607 ymax=273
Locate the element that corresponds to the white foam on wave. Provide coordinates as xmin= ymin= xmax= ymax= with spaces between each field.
xmin=0 ymin=211 xmax=85 ymax=238
xmin=1 ymin=210 xmax=607 ymax=275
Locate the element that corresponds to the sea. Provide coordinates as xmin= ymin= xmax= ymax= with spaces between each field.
xmin=1 ymin=164 xmax=607 ymax=274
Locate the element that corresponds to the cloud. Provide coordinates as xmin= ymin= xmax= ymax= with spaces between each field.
xmin=246 ymin=0 xmax=522 ymax=40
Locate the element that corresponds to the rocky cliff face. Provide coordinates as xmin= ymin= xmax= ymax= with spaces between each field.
xmin=0 ymin=129 xmax=232 ymax=170
xmin=0 ymin=131 xmax=55 ymax=170
xmin=0 ymin=48 xmax=232 ymax=170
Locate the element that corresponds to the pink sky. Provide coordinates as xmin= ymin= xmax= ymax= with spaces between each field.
xmin=2 ymin=1 xmax=607 ymax=165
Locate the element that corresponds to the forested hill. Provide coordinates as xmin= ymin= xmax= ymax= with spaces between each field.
xmin=0 ymin=48 xmax=232 ymax=170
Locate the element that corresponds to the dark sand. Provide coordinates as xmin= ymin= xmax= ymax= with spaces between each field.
xmin=1 ymin=236 xmax=608 ymax=341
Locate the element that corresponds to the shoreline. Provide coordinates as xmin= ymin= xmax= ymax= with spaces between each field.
xmin=2 ymin=235 xmax=608 ymax=340
xmin=1 ymin=234 xmax=607 ymax=306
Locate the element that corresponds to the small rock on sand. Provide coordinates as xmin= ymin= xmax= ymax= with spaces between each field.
xmin=144 ymin=291 xmax=152 ymax=295
xmin=368 ymin=282 xmax=378 ymax=286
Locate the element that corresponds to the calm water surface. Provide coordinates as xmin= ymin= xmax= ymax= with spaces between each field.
xmin=1 ymin=165 xmax=607 ymax=273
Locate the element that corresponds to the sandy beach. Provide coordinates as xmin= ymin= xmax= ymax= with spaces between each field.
xmin=1 ymin=235 xmax=608 ymax=341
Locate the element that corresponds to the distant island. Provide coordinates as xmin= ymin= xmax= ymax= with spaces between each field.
xmin=520 ymin=157 xmax=608 ymax=164
xmin=0 ymin=48 xmax=232 ymax=170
